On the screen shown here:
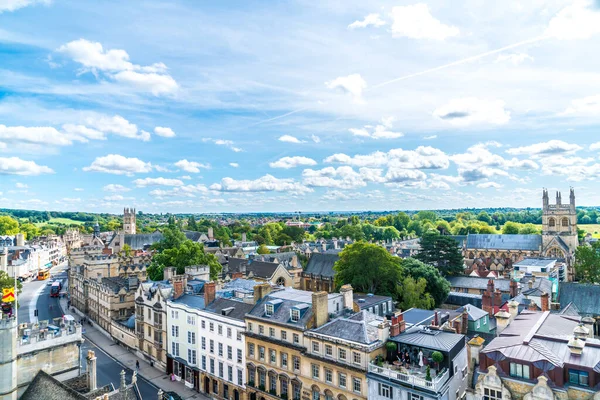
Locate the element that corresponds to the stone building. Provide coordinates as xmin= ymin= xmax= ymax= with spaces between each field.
xmin=474 ymin=310 xmax=600 ymax=400
xmin=135 ymin=279 xmax=173 ymax=369
xmin=87 ymin=276 xmax=139 ymax=332
xmin=123 ymin=207 xmax=137 ymax=234
xmin=300 ymin=253 xmax=340 ymax=293
xmin=461 ymin=189 xmax=579 ymax=279
xmin=0 ymin=315 xmax=84 ymax=399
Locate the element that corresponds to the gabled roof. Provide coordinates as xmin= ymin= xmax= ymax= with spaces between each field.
xmin=559 ymin=283 xmax=600 ymax=316
xmin=247 ymin=260 xmax=281 ymax=279
xmin=447 ymin=276 xmax=511 ymax=292
xmin=204 ymin=297 xmax=254 ymax=321
xmin=310 ymin=310 xmax=384 ymax=345
xmin=390 ymin=327 xmax=465 ymax=352
xmin=466 ymin=234 xmax=542 ymax=251
xmin=21 ymin=370 xmax=88 ymax=400
xmin=304 ymin=253 xmax=339 ymax=278
xmin=228 ymin=257 xmax=248 ymax=273
xmin=457 ymin=304 xmax=487 ymax=321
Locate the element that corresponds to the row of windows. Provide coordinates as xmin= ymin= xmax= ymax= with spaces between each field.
xmin=247 ymin=344 xmax=301 ymax=371
xmin=247 ymin=322 xmax=301 ymax=344
xmin=172 ymin=338 xmax=244 ymax=363
xmin=169 ymin=313 xmax=243 ymax=340
xmin=311 ymin=364 xmax=361 ymax=393
xmin=202 ymin=356 xmax=244 ymax=386
xmin=311 ymin=341 xmax=361 ymax=364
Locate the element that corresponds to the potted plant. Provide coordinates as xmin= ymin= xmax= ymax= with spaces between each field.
xmin=385 ymin=341 xmax=396 ymax=362
xmin=432 ymin=351 xmax=444 ymax=372
xmin=425 ymin=365 xmax=432 ymax=382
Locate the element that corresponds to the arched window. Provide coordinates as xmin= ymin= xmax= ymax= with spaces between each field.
xmin=548 ymin=218 xmax=556 ymax=227
xmin=562 ymin=218 xmax=569 ymax=227
xmin=324 ymin=390 xmax=334 ymax=400
xmin=312 ymin=385 xmax=321 ymax=400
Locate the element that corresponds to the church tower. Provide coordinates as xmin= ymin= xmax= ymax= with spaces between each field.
xmin=123 ymin=208 xmax=137 ymax=234
xmin=541 ymin=188 xmax=578 ymax=265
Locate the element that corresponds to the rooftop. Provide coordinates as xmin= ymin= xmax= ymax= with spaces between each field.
xmin=390 ymin=327 xmax=465 ymax=352
xmin=309 ymin=310 xmax=385 ymax=345
xmin=304 ymin=253 xmax=339 ymax=278
xmin=353 ymin=292 xmax=392 ymax=308
xmin=402 ymin=308 xmax=435 ymax=327
xmin=447 ymin=276 xmax=512 ymax=292
xmin=204 ymin=297 xmax=255 ymax=321
xmin=466 ymin=234 xmax=542 ymax=251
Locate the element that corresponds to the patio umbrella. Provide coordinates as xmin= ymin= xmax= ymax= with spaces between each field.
xmin=418 ymin=351 xmax=424 ymax=368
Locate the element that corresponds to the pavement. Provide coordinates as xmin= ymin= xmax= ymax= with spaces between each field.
xmin=58 ymin=288 xmax=207 ymax=399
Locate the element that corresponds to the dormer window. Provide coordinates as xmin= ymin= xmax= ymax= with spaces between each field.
xmin=291 ymin=309 xmax=300 ymax=322
xmin=265 ymin=304 xmax=274 ymax=316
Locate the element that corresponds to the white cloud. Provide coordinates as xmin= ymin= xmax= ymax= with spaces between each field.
xmin=179 ymin=175 xmax=192 ymax=180
xmin=325 ymin=73 xmax=367 ymax=103
xmin=83 ymin=115 xmax=149 ymax=141
xmin=229 ymin=163 xmax=239 ymax=168
xmin=348 ymin=117 xmax=403 ymax=139
xmin=477 ymin=182 xmax=503 ymax=189
xmin=458 ymin=167 xmax=510 ymax=182
xmin=0 ymin=124 xmax=80 ymax=146
xmin=15 ymin=182 xmax=28 ymax=189
xmin=149 ymin=184 xmax=208 ymax=199
xmin=423 ymin=135 xmax=437 ymax=140
xmin=562 ymin=94 xmax=600 ymax=115
xmin=74 ymin=188 xmax=84 ymax=191
xmin=311 ymin=135 xmax=321 ymax=144
xmin=202 ymin=138 xmax=242 ymax=152
xmin=302 ymin=166 xmax=386 ymax=189
xmin=154 ymin=126 xmax=176 ymax=138
xmin=545 ymin=0 xmax=600 ymax=40
xmin=506 ymin=140 xmax=582 ymax=156
xmin=325 ymin=146 xmax=449 ymax=170
xmin=495 ymin=53 xmax=534 ymax=65
xmin=270 ymin=156 xmax=317 ymax=169
xmin=591 ymin=142 xmax=600 ymax=151
xmin=175 ymin=159 xmax=210 ymax=173
xmin=103 ymin=195 xmax=125 ymax=201
xmin=390 ymin=4 xmax=459 ymax=40
xmin=0 ymin=157 xmax=54 ymax=175
xmin=133 ymin=177 xmax=184 ymax=188
xmin=348 ymin=13 xmax=386 ymax=29
xmin=60 ymin=197 xmax=81 ymax=203
xmin=0 ymin=0 xmax=49 ymax=13
xmin=103 ymin=184 xmax=130 ymax=193
xmin=62 ymin=124 xmax=105 ymax=140
xmin=278 ymin=135 xmax=304 ymax=144
xmin=452 ymin=142 xmax=536 ymax=170
xmin=56 ymin=38 xmax=178 ymax=95
xmin=211 ymin=175 xmax=312 ymax=194
xmin=83 ymin=154 xmax=152 ymax=175
xmin=433 ymin=98 xmax=510 ymax=126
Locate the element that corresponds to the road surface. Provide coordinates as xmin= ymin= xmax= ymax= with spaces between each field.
xmin=18 ymin=263 xmax=161 ymax=399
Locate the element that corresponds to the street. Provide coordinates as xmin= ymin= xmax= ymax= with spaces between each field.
xmin=18 ymin=263 xmax=162 ymax=399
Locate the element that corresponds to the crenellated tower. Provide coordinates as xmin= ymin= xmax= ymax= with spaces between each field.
xmin=541 ymin=188 xmax=578 ymax=266
xmin=123 ymin=207 xmax=137 ymax=234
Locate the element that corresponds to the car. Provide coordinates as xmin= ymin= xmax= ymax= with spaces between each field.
xmin=46 ymin=280 xmax=54 ymax=286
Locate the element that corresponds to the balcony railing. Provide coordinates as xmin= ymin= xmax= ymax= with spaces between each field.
xmin=368 ymin=363 xmax=449 ymax=393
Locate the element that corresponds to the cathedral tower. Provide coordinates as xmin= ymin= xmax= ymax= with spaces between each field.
xmin=541 ymin=188 xmax=578 ymax=264
xmin=123 ymin=207 xmax=137 ymax=234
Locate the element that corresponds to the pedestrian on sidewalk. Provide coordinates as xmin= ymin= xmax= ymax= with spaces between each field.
xmin=136 ymin=360 xmax=140 ymax=372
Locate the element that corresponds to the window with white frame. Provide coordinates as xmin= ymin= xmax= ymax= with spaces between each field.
xmin=209 ymin=322 xmax=214 ymax=332
xmin=237 ymin=348 xmax=242 ymax=363
xmin=237 ymin=369 xmax=243 ymax=385
xmin=219 ymin=362 xmax=223 ymax=378
xmin=259 ymin=346 xmax=265 ymax=360
xmin=218 ymin=343 xmax=223 ymax=357
xmin=171 ymin=326 xmax=179 ymax=337
xmin=201 ymin=320 xmax=205 ymax=329
xmin=325 ymin=344 xmax=332 ymax=356
xmin=325 ymin=368 xmax=332 ymax=383
xmin=227 ymin=345 xmax=233 ymax=360
xmin=265 ymin=303 xmax=274 ymax=316
xmin=228 ymin=365 xmax=233 ymax=381
xmin=227 ymin=327 xmax=232 ymax=338
xmin=293 ymin=356 xmax=300 ymax=371
xmin=281 ymin=352 xmax=288 ymax=368
xmin=218 ymin=324 xmax=223 ymax=335
xmin=171 ymin=342 xmax=179 ymax=356
xmin=353 ymin=378 xmax=361 ymax=393
xmin=378 ymin=383 xmax=392 ymax=399
xmin=236 ymin=331 xmax=242 ymax=341
xmin=353 ymin=352 xmax=361 ymax=364
xmin=201 ymin=337 xmax=206 ymax=350
xmin=483 ymin=388 xmax=501 ymax=400
xmin=188 ymin=349 xmax=197 ymax=365
xmin=187 ymin=315 xmax=195 ymax=325
xmin=248 ymin=343 xmax=255 ymax=357
xmin=171 ymin=310 xmax=178 ymax=319
xmin=339 ymin=348 xmax=346 ymax=360
xmin=291 ymin=309 xmax=300 ymax=322
xmin=259 ymin=325 xmax=264 ymax=335
xmin=312 ymin=364 xmax=319 ymax=379
xmin=269 ymin=327 xmax=275 ymax=337
xmin=281 ymin=330 xmax=287 ymax=340
xmin=293 ymin=333 xmax=299 ymax=344
xmin=510 ymin=363 xmax=530 ymax=379
xmin=210 ymin=339 xmax=214 ymax=353
xmin=313 ymin=341 xmax=320 ymax=353
xmin=270 ymin=349 xmax=276 ymax=364
xmin=338 ymin=373 xmax=346 ymax=388
xmin=247 ymin=322 xmax=253 ymax=332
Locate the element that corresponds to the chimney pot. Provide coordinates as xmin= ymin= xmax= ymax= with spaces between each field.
xmin=204 ymin=281 xmax=217 ymax=305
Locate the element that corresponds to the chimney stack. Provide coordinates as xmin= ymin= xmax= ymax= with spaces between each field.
xmin=253 ymin=283 xmax=272 ymax=304
xmin=495 ymin=310 xmax=511 ymax=334
xmin=508 ymin=300 xmax=519 ymax=321
xmin=461 ymin=309 xmax=468 ymax=334
xmin=172 ymin=275 xmax=187 ymax=300
xmin=16 ymin=233 xmax=24 ymax=246
xmin=433 ymin=311 xmax=439 ymax=327
xmin=231 ymin=272 xmax=244 ymax=280
xmin=340 ymin=284 xmax=354 ymax=311
xmin=582 ymin=317 xmax=595 ymax=338
xmin=163 ymin=267 xmax=175 ymax=281
xmin=482 ymin=290 xmax=492 ymax=316
xmin=208 ymin=227 xmax=214 ymax=240
xmin=528 ymin=300 xmax=537 ymax=311
xmin=528 ymin=279 xmax=533 ymax=289
xmin=204 ymin=281 xmax=216 ymax=305
xmin=119 ymin=369 xmax=126 ymax=390
xmin=487 ymin=279 xmax=495 ymax=294
xmin=493 ymin=289 xmax=502 ymax=311
xmin=509 ymin=280 xmax=518 ymax=298
xmin=87 ymin=350 xmax=97 ymax=391
xmin=0 ymin=248 xmax=7 ymax=272
xmin=389 ymin=311 xmax=405 ymax=337
xmin=541 ymin=292 xmax=549 ymax=312
xmin=312 ymin=291 xmax=329 ymax=328
xmin=242 ymin=232 xmax=247 ymax=243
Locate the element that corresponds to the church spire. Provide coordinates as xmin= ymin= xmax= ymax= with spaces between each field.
xmin=556 ymin=191 xmax=562 ymax=205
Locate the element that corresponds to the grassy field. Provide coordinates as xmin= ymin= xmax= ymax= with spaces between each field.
xmin=34 ymin=217 xmax=85 ymax=227
xmin=580 ymin=224 xmax=600 ymax=238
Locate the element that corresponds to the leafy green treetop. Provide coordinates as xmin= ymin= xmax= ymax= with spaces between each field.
xmin=415 ymin=232 xmax=464 ymax=276
xmin=574 ymin=242 xmax=600 ymax=283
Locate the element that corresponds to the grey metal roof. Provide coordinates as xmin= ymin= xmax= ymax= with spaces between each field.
xmin=247 ymin=260 xmax=280 ymax=279
xmin=248 ymin=291 xmax=313 ymax=327
xmin=559 ymin=283 xmax=600 ymax=316
xmin=304 ymin=253 xmax=339 ymax=278
xmin=558 ymin=302 xmax=581 ymax=317
xmin=169 ymin=294 xmax=205 ymax=310
xmin=466 ymin=234 xmax=542 ymax=251
xmin=310 ymin=310 xmax=383 ymax=345
xmin=456 ymin=304 xmax=487 ymax=321
xmin=353 ymin=293 xmax=392 ymax=309
xmin=447 ymin=276 xmax=511 ymax=292
xmin=390 ymin=327 xmax=465 ymax=351
xmin=402 ymin=308 xmax=435 ymax=327
xmin=519 ymin=276 xmax=553 ymax=297
xmin=513 ymin=258 xmax=557 ymax=268
xmin=204 ymin=297 xmax=254 ymax=321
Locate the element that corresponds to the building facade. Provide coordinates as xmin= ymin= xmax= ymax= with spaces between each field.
xmin=123 ymin=207 xmax=137 ymax=234
xmin=135 ymin=280 xmax=172 ymax=369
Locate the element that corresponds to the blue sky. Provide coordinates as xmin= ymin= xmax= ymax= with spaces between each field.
xmin=2 ymin=0 xmax=600 ymax=213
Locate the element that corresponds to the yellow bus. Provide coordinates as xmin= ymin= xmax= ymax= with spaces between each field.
xmin=37 ymin=269 xmax=50 ymax=280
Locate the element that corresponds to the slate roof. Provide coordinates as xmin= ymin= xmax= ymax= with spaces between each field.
xmin=456 ymin=304 xmax=488 ymax=321
xmin=466 ymin=234 xmax=542 ymax=251
xmin=402 ymin=308 xmax=435 ymax=327
xmin=519 ymin=275 xmax=553 ymax=297
xmin=204 ymin=297 xmax=255 ymax=321
xmin=102 ymin=276 xmax=135 ymax=293
xmin=304 ymin=253 xmax=339 ymax=278
xmin=247 ymin=260 xmax=280 ymax=279
xmin=21 ymin=370 xmax=87 ymax=400
xmin=559 ymin=283 xmax=600 ymax=316
xmin=122 ymin=232 xmax=164 ymax=250
xmin=228 ymin=257 xmax=248 ymax=273
xmin=309 ymin=310 xmax=384 ymax=345
xmin=248 ymin=289 xmax=313 ymax=327
xmin=447 ymin=276 xmax=512 ymax=292
xmin=390 ymin=327 xmax=465 ymax=352
xmin=513 ymin=258 xmax=557 ymax=268
xmin=354 ymin=293 xmax=392 ymax=309
xmin=558 ymin=302 xmax=581 ymax=317
xmin=170 ymin=294 xmax=205 ymax=310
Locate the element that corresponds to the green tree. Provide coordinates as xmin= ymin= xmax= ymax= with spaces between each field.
xmin=382 ymin=226 xmax=401 ymax=241
xmin=502 ymin=221 xmax=520 ymax=234
xmin=281 ymin=226 xmax=305 ymax=243
xmin=119 ymin=244 xmax=133 ymax=257
xmin=187 ymin=216 xmax=198 ymax=231
xmin=0 ymin=216 xmax=19 ymax=235
xmin=151 ymin=225 xmax=186 ymax=252
xmin=476 ymin=211 xmax=492 ymax=224
xmin=19 ymin=223 xmax=40 ymax=240
xmin=574 ymin=242 xmax=600 ymax=283
xmin=148 ymin=240 xmax=222 ymax=281
xmin=334 ymin=242 xmax=404 ymax=299
xmin=518 ymin=223 xmax=540 ymax=234
xmin=257 ymin=244 xmax=270 ymax=254
xmin=415 ymin=232 xmax=464 ymax=276
xmin=398 ymin=277 xmax=435 ymax=310
xmin=402 ymin=258 xmax=450 ymax=307
xmin=416 ymin=210 xmax=437 ymax=222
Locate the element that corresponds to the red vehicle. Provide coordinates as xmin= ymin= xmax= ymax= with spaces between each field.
xmin=50 ymin=281 xmax=62 ymax=297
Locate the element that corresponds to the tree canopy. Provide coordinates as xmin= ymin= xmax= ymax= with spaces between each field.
xmin=414 ymin=232 xmax=464 ymax=276
xmin=398 ymin=277 xmax=435 ymax=310
xmin=334 ymin=242 xmax=403 ymax=299
xmin=401 ymin=258 xmax=450 ymax=307
xmin=574 ymin=242 xmax=600 ymax=283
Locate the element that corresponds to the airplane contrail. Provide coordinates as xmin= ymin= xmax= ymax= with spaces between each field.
xmin=368 ymin=35 xmax=549 ymax=90
xmin=249 ymin=34 xmax=549 ymax=127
